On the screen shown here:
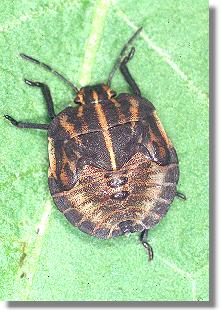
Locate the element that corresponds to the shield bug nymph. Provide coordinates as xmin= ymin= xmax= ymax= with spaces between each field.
xmin=4 ymin=27 xmax=185 ymax=261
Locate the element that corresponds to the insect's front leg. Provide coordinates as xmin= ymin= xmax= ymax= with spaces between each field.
xmin=120 ymin=47 xmax=141 ymax=97
xmin=4 ymin=115 xmax=49 ymax=130
xmin=24 ymin=79 xmax=56 ymax=120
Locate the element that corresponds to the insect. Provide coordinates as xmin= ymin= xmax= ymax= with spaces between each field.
xmin=4 ymin=28 xmax=185 ymax=261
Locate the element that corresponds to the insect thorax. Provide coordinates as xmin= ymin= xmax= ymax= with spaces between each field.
xmin=74 ymin=84 xmax=116 ymax=105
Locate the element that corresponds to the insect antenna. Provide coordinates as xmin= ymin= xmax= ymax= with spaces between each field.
xmin=107 ymin=26 xmax=143 ymax=86
xmin=20 ymin=53 xmax=79 ymax=93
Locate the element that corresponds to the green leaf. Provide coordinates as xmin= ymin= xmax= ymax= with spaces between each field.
xmin=0 ymin=0 xmax=208 ymax=301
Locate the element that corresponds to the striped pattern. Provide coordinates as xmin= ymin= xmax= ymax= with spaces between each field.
xmin=50 ymin=151 xmax=178 ymax=239
xmin=93 ymin=91 xmax=117 ymax=170
xmin=47 ymin=86 xmax=179 ymax=239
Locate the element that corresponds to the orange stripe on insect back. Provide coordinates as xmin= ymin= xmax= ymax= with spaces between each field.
xmin=76 ymin=106 xmax=89 ymax=134
xmin=77 ymin=105 xmax=84 ymax=118
xmin=152 ymin=111 xmax=172 ymax=146
xmin=110 ymin=98 xmax=127 ymax=125
xmin=129 ymin=97 xmax=139 ymax=119
xmin=81 ymin=121 xmax=89 ymax=134
xmin=48 ymin=137 xmax=57 ymax=178
xmin=102 ymin=84 xmax=112 ymax=99
xmin=93 ymin=91 xmax=117 ymax=171
xmin=60 ymin=147 xmax=76 ymax=186
xmin=129 ymin=98 xmax=139 ymax=130
xmin=60 ymin=114 xmax=81 ymax=144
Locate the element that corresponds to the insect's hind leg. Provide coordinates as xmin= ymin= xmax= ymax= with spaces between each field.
xmin=24 ymin=79 xmax=56 ymax=119
xmin=4 ymin=115 xmax=49 ymax=130
xmin=120 ymin=47 xmax=141 ymax=97
xmin=140 ymin=229 xmax=153 ymax=261
xmin=176 ymin=191 xmax=187 ymax=201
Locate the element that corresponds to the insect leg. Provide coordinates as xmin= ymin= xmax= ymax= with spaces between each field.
xmin=120 ymin=47 xmax=141 ymax=97
xmin=140 ymin=229 xmax=153 ymax=261
xmin=4 ymin=115 xmax=49 ymax=130
xmin=176 ymin=191 xmax=187 ymax=200
xmin=24 ymin=79 xmax=56 ymax=119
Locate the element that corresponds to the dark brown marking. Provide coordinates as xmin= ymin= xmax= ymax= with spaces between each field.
xmin=118 ymin=220 xmax=134 ymax=233
xmin=94 ymin=228 xmax=110 ymax=239
xmin=64 ymin=209 xmax=83 ymax=225
xmin=79 ymin=220 xmax=95 ymax=235
xmin=165 ymin=164 xmax=179 ymax=183
xmin=133 ymin=223 xmax=144 ymax=232
xmin=142 ymin=215 xmax=157 ymax=228
xmin=111 ymin=229 xmax=122 ymax=237
xmin=54 ymin=195 xmax=72 ymax=212
xmin=111 ymin=191 xmax=129 ymax=200
xmin=153 ymin=202 xmax=170 ymax=216
xmin=160 ymin=184 xmax=177 ymax=202
xmin=48 ymin=176 xmax=60 ymax=195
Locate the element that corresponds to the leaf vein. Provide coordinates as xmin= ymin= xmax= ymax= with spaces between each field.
xmin=14 ymin=200 xmax=53 ymax=300
xmin=78 ymin=0 xmax=111 ymax=86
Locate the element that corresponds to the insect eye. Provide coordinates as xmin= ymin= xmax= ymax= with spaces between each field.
xmin=74 ymin=96 xmax=81 ymax=104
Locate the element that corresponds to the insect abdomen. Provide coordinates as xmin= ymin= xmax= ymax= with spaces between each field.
xmin=50 ymin=150 xmax=178 ymax=239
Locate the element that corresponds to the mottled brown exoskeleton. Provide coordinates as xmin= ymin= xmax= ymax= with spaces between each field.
xmin=5 ymin=28 xmax=185 ymax=261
